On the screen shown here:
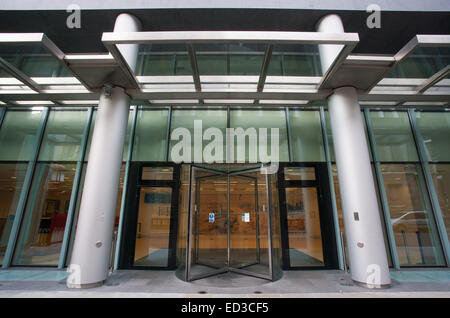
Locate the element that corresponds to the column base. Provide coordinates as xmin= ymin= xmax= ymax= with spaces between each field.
xmin=67 ymin=280 xmax=105 ymax=289
xmin=352 ymin=279 xmax=391 ymax=289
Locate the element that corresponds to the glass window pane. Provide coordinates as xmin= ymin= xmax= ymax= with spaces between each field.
xmin=38 ymin=110 xmax=88 ymax=161
xmin=12 ymin=163 xmax=77 ymax=266
xmin=267 ymin=44 xmax=322 ymax=76
xmin=415 ymin=111 xmax=450 ymax=161
xmin=169 ymin=109 xmax=227 ymax=163
xmin=0 ymin=163 xmax=27 ymax=265
xmin=0 ymin=45 xmax=67 ymax=77
xmin=134 ymin=187 xmax=172 ymax=267
xmin=429 ymin=164 xmax=450 ymax=242
xmin=290 ymin=110 xmax=325 ymax=162
xmin=230 ymin=110 xmax=289 ymax=163
xmin=387 ymin=47 xmax=450 ymax=78
xmin=0 ymin=110 xmax=44 ymax=161
xmin=136 ymin=44 xmax=191 ymax=76
xmin=284 ymin=167 xmax=316 ymax=181
xmin=132 ymin=109 xmax=169 ymax=162
xmin=370 ymin=111 xmax=419 ymax=162
xmin=196 ymin=43 xmax=265 ymax=76
xmin=285 ymin=187 xmax=324 ymax=266
xmin=381 ymin=164 xmax=445 ymax=266
xmin=141 ymin=167 xmax=173 ymax=181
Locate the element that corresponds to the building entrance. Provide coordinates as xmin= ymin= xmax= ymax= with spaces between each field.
xmin=177 ymin=165 xmax=283 ymax=282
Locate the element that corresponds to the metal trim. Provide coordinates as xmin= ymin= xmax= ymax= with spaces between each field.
xmin=319 ymin=107 xmax=344 ymax=270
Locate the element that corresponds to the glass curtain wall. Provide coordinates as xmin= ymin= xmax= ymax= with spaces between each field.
xmin=369 ymin=110 xmax=445 ymax=266
xmin=415 ymin=111 xmax=450 ymax=242
xmin=12 ymin=109 xmax=88 ymax=266
xmin=0 ymin=109 xmax=44 ymax=265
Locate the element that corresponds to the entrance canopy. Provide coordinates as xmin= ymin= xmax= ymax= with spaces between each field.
xmin=0 ymin=31 xmax=449 ymax=108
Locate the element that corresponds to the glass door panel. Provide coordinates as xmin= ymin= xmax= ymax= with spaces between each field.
xmin=229 ymin=170 xmax=272 ymax=280
xmin=134 ymin=187 xmax=172 ymax=267
xmin=188 ymin=167 xmax=228 ymax=280
xmin=285 ymin=187 xmax=324 ymax=267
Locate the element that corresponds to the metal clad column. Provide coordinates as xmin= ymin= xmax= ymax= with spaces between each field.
xmin=67 ymin=13 xmax=141 ymax=288
xmin=316 ymin=14 xmax=391 ymax=288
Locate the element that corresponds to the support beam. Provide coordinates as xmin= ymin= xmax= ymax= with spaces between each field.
xmin=67 ymin=13 xmax=141 ymax=289
xmin=317 ymin=14 xmax=391 ymax=288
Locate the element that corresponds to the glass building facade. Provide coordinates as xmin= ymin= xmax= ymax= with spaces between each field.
xmin=0 ymin=105 xmax=449 ymax=269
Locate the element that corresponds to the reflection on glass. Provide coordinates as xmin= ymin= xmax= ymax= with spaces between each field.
xmin=175 ymin=165 xmax=190 ymax=279
xmin=38 ymin=110 xmax=88 ymax=161
xmin=285 ymin=187 xmax=324 ymax=266
xmin=0 ymin=110 xmax=43 ymax=161
xmin=369 ymin=111 xmax=419 ymax=162
xmin=289 ymin=110 xmax=325 ymax=162
xmin=134 ymin=187 xmax=172 ymax=267
xmin=132 ymin=109 xmax=169 ymax=161
xmin=12 ymin=163 xmax=76 ymax=266
xmin=284 ymin=167 xmax=316 ymax=181
xmin=415 ymin=111 xmax=450 ymax=161
xmin=429 ymin=164 xmax=450 ymax=242
xmin=382 ymin=164 xmax=444 ymax=266
xmin=0 ymin=163 xmax=27 ymax=265
xmin=387 ymin=47 xmax=450 ymax=78
xmin=230 ymin=110 xmax=289 ymax=162
xmin=141 ymin=167 xmax=173 ymax=181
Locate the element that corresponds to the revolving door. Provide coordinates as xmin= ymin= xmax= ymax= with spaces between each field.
xmin=176 ymin=165 xmax=282 ymax=282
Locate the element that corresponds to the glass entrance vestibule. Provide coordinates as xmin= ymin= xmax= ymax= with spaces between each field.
xmin=177 ymin=165 xmax=282 ymax=281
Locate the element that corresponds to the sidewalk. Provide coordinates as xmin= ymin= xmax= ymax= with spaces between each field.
xmin=0 ymin=269 xmax=449 ymax=298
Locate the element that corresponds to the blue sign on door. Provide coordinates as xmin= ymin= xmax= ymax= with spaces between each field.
xmin=209 ymin=212 xmax=215 ymax=223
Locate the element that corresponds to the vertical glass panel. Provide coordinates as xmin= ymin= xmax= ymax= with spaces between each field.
xmin=381 ymin=164 xmax=444 ymax=266
xmin=169 ymin=110 xmax=227 ymax=163
xmin=415 ymin=111 xmax=450 ymax=161
xmin=267 ymin=45 xmax=322 ymax=76
xmin=134 ymin=187 xmax=172 ymax=267
xmin=429 ymin=164 xmax=450 ymax=242
xmin=141 ymin=167 xmax=173 ymax=181
xmin=12 ymin=163 xmax=76 ymax=266
xmin=269 ymin=172 xmax=283 ymax=280
xmin=285 ymin=187 xmax=324 ymax=267
xmin=290 ymin=110 xmax=325 ymax=162
xmin=38 ymin=110 xmax=88 ymax=161
xmin=132 ymin=109 xmax=169 ymax=162
xmin=0 ymin=110 xmax=43 ymax=161
xmin=284 ymin=167 xmax=316 ymax=181
xmin=0 ymin=163 xmax=27 ymax=265
xmin=230 ymin=110 xmax=289 ymax=162
xmin=369 ymin=111 xmax=419 ymax=162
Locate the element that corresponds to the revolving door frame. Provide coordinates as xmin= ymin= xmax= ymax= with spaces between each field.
xmin=185 ymin=164 xmax=276 ymax=282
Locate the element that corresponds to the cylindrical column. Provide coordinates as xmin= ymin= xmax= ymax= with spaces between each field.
xmin=316 ymin=14 xmax=391 ymax=288
xmin=67 ymin=13 xmax=141 ymax=288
